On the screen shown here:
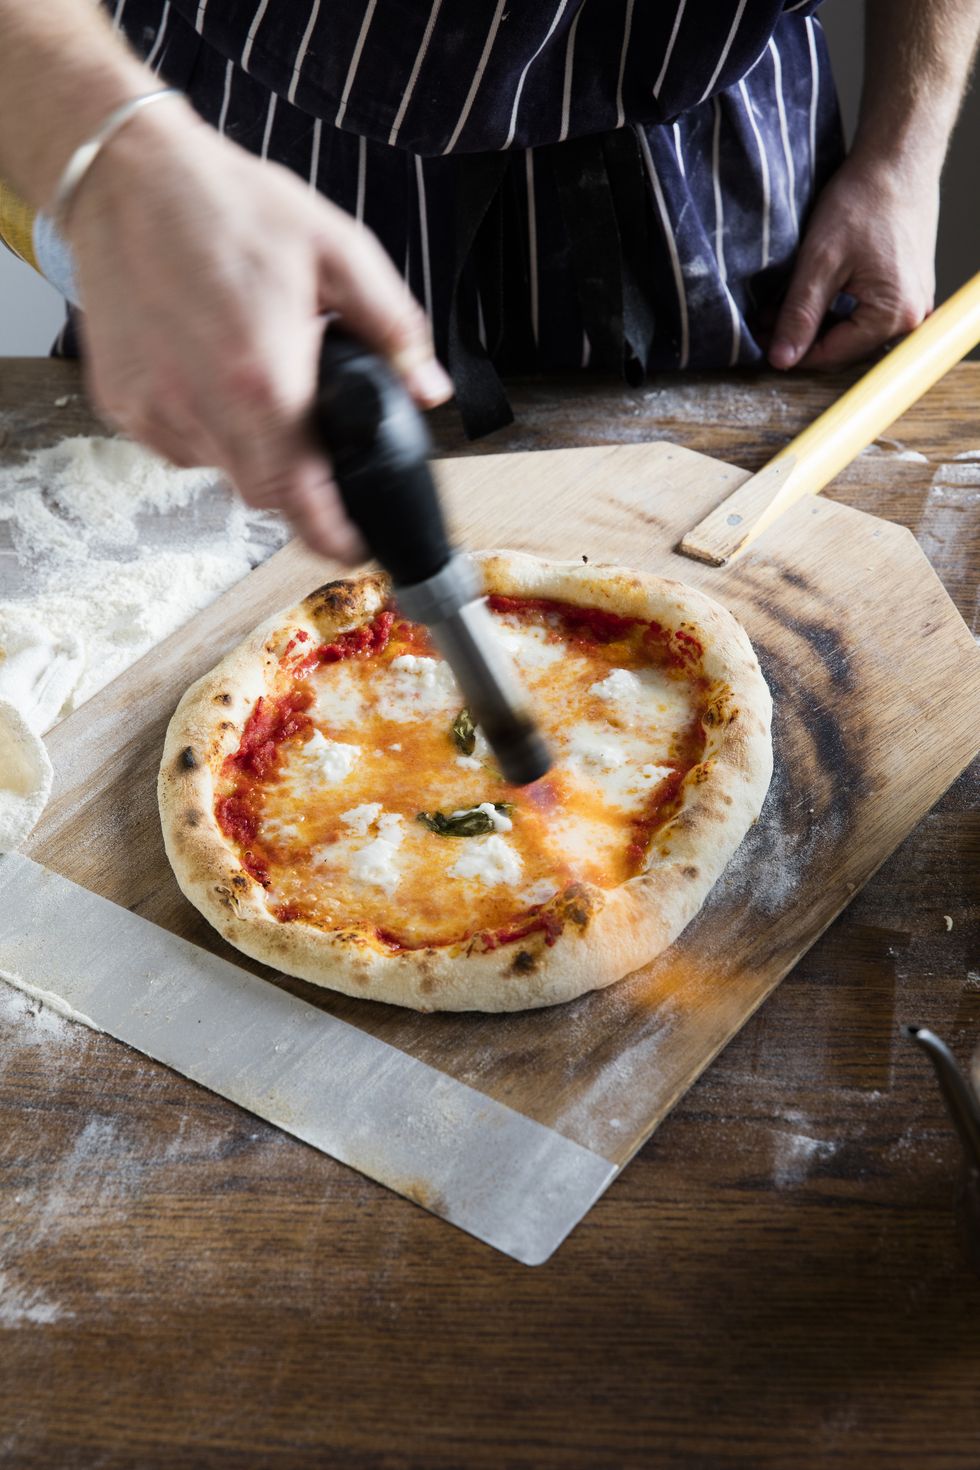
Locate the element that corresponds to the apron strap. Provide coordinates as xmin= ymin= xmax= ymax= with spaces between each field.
xmin=547 ymin=134 xmax=625 ymax=375
xmin=602 ymin=127 xmax=657 ymax=384
xmin=545 ymin=130 xmax=656 ymax=384
xmin=447 ymin=152 xmax=515 ymax=439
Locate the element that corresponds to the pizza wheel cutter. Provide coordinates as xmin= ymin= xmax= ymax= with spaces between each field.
xmin=312 ymin=328 xmax=552 ymax=787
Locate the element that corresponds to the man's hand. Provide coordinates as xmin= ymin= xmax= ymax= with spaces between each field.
xmin=770 ymin=0 xmax=980 ymax=373
xmin=768 ymin=153 xmax=937 ymax=371
xmin=0 ymin=0 xmax=452 ymax=563
xmin=67 ymin=101 xmax=452 ymax=562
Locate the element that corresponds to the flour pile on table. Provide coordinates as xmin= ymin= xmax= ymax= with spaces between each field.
xmin=0 ymin=436 xmax=289 ymax=729
xmin=0 ymin=435 xmax=288 ymax=849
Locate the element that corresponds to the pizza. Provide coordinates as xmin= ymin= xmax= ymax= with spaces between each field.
xmin=159 ymin=553 xmax=772 ymax=1011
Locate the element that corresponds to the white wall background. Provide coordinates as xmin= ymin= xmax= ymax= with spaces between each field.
xmin=1 ymin=0 xmax=977 ymax=357
xmin=820 ymin=0 xmax=980 ymax=315
xmin=0 ymin=249 xmax=65 ymax=354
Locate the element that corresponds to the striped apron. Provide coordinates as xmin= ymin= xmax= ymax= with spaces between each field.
xmin=83 ymin=0 xmax=843 ymax=433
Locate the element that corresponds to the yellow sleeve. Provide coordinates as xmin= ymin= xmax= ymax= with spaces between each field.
xmin=0 ymin=180 xmax=40 ymax=272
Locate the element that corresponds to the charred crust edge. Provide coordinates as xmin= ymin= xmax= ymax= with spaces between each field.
xmin=304 ymin=576 xmax=384 ymax=620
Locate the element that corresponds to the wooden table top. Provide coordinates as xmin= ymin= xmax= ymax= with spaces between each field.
xmin=1 ymin=359 xmax=978 ymax=1469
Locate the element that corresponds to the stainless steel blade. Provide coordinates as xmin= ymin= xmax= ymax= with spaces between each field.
xmin=0 ymin=853 xmax=616 ymax=1265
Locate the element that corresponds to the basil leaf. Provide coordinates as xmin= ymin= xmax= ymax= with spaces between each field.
xmin=416 ymin=809 xmax=492 ymax=836
xmin=451 ymin=707 xmax=477 ymax=756
xmin=416 ymin=810 xmax=450 ymax=835
xmin=416 ymin=803 xmax=513 ymax=838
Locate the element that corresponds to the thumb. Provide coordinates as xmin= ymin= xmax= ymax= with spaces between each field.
xmin=797 ymin=302 xmax=902 ymax=371
xmin=316 ymin=216 xmax=453 ymax=409
xmin=769 ymin=245 xmax=846 ymax=370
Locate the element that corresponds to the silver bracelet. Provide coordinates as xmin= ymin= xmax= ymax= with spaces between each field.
xmin=45 ymin=88 xmax=181 ymax=233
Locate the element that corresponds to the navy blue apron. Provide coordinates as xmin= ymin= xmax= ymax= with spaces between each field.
xmin=77 ymin=1 xmax=843 ymax=434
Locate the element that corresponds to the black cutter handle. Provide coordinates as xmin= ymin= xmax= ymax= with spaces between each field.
xmin=312 ymin=328 xmax=450 ymax=586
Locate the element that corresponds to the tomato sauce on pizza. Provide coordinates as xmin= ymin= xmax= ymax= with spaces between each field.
xmin=213 ymin=596 xmax=710 ymax=953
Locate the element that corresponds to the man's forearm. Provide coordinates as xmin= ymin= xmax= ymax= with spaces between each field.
xmin=855 ymin=0 xmax=980 ymax=175
xmin=0 ymin=0 xmax=157 ymax=209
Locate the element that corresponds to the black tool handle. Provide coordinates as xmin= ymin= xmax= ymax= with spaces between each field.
xmin=312 ymin=328 xmax=450 ymax=585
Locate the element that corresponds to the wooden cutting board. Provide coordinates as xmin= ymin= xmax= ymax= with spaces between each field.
xmin=24 ymin=441 xmax=980 ymax=1167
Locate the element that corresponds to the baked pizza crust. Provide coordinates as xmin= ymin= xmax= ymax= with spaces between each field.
xmin=158 ymin=553 xmax=773 ymax=1011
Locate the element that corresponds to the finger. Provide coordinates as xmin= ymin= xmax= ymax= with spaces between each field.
xmin=315 ymin=221 xmax=453 ymax=408
xmin=208 ymin=357 xmax=368 ymax=559
xmin=198 ymin=345 xmax=325 ymax=505
xmin=232 ymin=450 xmax=367 ymax=564
xmin=798 ymin=300 xmax=928 ymax=371
xmin=288 ymin=466 xmax=369 ymax=565
xmin=124 ymin=408 xmax=219 ymax=470
xmin=769 ymin=250 xmax=848 ymax=371
xmin=82 ymin=350 xmax=222 ymax=469
xmin=139 ymin=426 xmax=199 ymax=468
xmin=99 ymin=407 xmax=198 ymax=467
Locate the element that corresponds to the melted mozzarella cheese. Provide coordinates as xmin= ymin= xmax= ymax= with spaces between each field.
xmin=495 ymin=615 xmax=565 ymax=670
xmin=261 ymin=814 xmax=304 ymax=845
xmin=588 ymin=664 xmax=693 ymax=742
xmin=448 ymin=834 xmax=523 ymax=886
xmin=451 ymin=802 xmax=513 ymax=833
xmin=348 ymin=815 xmax=405 ymax=892
xmin=544 ymin=812 xmax=624 ymax=881
xmin=518 ymin=879 xmax=559 ymax=906
xmin=376 ymin=654 xmax=460 ymax=723
xmin=340 ymin=802 xmax=382 ymax=835
xmin=315 ymin=808 xmax=406 ymax=894
xmin=561 ymin=721 xmax=674 ymax=811
xmin=376 ymin=812 xmax=403 ymax=843
xmin=285 ymin=730 xmax=359 ymax=789
xmin=598 ymin=761 xmax=675 ymax=811
xmin=311 ymin=663 xmax=365 ymax=729
xmin=565 ymin=724 xmax=628 ymax=773
xmin=590 ymin=668 xmax=640 ymax=704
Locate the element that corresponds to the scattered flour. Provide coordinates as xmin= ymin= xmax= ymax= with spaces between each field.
xmin=771 ymin=1119 xmax=839 ymax=1189
xmin=0 ymin=1268 xmax=69 ymax=1328
xmin=0 ymin=435 xmax=289 ymax=727
xmin=861 ymin=440 xmax=930 ymax=464
xmin=546 ymin=992 xmax=681 ymax=1154
xmin=932 ymin=461 xmax=980 ymax=486
xmin=0 ymin=1012 xmax=249 ymax=1328
xmin=0 ymin=968 xmax=101 ymax=1032
xmin=641 ymin=380 xmax=795 ymax=427
xmin=1 ymin=975 xmax=82 ymax=1042
xmin=708 ymin=757 xmax=801 ymax=917
xmin=0 ymin=973 xmax=100 ymax=1094
xmin=916 ymin=462 xmax=980 ymax=630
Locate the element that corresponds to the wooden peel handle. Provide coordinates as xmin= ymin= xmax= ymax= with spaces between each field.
xmin=680 ymin=270 xmax=980 ymax=565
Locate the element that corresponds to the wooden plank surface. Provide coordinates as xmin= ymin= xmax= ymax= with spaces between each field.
xmin=2 ymin=361 xmax=979 ymax=1469
xmin=22 ymin=438 xmax=980 ymax=1177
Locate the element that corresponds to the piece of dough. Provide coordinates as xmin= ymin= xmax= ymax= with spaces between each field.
xmin=0 ymin=606 xmax=84 ymax=733
xmin=0 ymin=699 xmax=53 ymax=852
